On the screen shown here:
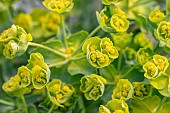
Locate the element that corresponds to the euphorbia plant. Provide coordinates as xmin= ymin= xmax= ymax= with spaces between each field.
xmin=0 ymin=0 xmax=170 ymax=113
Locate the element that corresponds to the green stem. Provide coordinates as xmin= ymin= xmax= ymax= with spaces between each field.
xmin=78 ymin=95 xmax=86 ymax=113
xmin=28 ymin=42 xmax=66 ymax=58
xmin=70 ymin=56 xmax=86 ymax=61
xmin=71 ymin=25 xmax=101 ymax=56
xmin=105 ymin=82 xmax=114 ymax=85
xmin=155 ymin=97 xmax=168 ymax=113
xmin=21 ymin=95 xmax=28 ymax=113
xmin=166 ymin=0 xmax=170 ymax=21
xmin=121 ymin=64 xmax=138 ymax=78
xmin=117 ymin=50 xmax=123 ymax=73
xmin=48 ymin=104 xmax=55 ymax=113
xmin=60 ymin=14 xmax=68 ymax=48
xmin=0 ymin=99 xmax=15 ymax=106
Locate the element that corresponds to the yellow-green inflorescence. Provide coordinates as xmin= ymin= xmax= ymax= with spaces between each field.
xmin=96 ymin=5 xmax=129 ymax=33
xmin=149 ymin=9 xmax=165 ymax=23
xmin=80 ymin=74 xmax=107 ymax=100
xmin=98 ymin=99 xmax=129 ymax=113
xmin=2 ymin=52 xmax=50 ymax=97
xmin=112 ymin=79 xmax=134 ymax=101
xmin=42 ymin=0 xmax=74 ymax=13
xmin=82 ymin=36 xmax=119 ymax=68
xmin=0 ymin=24 xmax=32 ymax=59
xmin=46 ymin=79 xmax=75 ymax=108
xmin=143 ymin=54 xmax=170 ymax=97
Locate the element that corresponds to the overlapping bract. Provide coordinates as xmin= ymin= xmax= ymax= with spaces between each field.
xmin=80 ymin=74 xmax=107 ymax=100
xmin=112 ymin=79 xmax=134 ymax=101
xmin=0 ymin=24 xmax=32 ymax=59
xmin=157 ymin=21 xmax=170 ymax=50
xmin=82 ymin=36 xmax=118 ymax=68
xmin=42 ymin=0 xmax=74 ymax=13
xmin=132 ymin=82 xmax=152 ymax=100
xmin=98 ymin=99 xmax=129 ymax=113
xmin=96 ymin=5 xmax=129 ymax=33
xmin=143 ymin=54 xmax=170 ymax=96
xmin=46 ymin=79 xmax=75 ymax=108
xmin=101 ymin=0 xmax=120 ymax=5
xmin=2 ymin=52 xmax=50 ymax=96
xmin=149 ymin=9 xmax=165 ymax=23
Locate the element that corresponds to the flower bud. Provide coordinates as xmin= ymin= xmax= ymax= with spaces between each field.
xmin=0 ymin=24 xmax=32 ymax=59
xmin=143 ymin=62 xmax=158 ymax=79
xmin=17 ymin=66 xmax=32 ymax=87
xmin=80 ymin=74 xmax=106 ymax=100
xmin=42 ymin=0 xmax=74 ymax=13
xmin=112 ymin=79 xmax=134 ymax=101
xmin=149 ymin=9 xmax=165 ymax=23
xmin=46 ymin=79 xmax=75 ymax=108
xmin=98 ymin=105 xmax=111 ymax=113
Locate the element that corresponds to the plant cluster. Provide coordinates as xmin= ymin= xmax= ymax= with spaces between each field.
xmin=0 ymin=0 xmax=170 ymax=113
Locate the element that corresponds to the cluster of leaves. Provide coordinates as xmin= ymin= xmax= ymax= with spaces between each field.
xmin=0 ymin=0 xmax=170 ymax=113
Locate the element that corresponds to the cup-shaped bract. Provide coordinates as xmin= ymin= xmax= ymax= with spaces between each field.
xmin=82 ymin=36 xmax=101 ymax=53
xmin=157 ymin=21 xmax=170 ymax=42
xmin=82 ymin=37 xmax=119 ymax=68
xmin=105 ymin=99 xmax=129 ymax=113
xmin=110 ymin=14 xmax=129 ymax=32
xmin=136 ymin=48 xmax=154 ymax=65
xmin=149 ymin=9 xmax=165 ymax=23
xmin=143 ymin=61 xmax=158 ymax=79
xmin=153 ymin=54 xmax=169 ymax=71
xmin=132 ymin=82 xmax=152 ymax=100
xmin=80 ymin=74 xmax=106 ymax=100
xmin=96 ymin=5 xmax=129 ymax=33
xmin=32 ymin=65 xmax=50 ymax=89
xmin=46 ymin=79 xmax=74 ymax=108
xmin=112 ymin=79 xmax=134 ymax=101
xmin=42 ymin=0 xmax=74 ymax=13
xmin=101 ymin=38 xmax=119 ymax=60
xmin=88 ymin=50 xmax=110 ymax=68
xmin=98 ymin=105 xmax=111 ymax=113
xmin=3 ymin=40 xmax=19 ymax=59
xmin=0 ymin=25 xmax=32 ymax=59
xmin=27 ymin=52 xmax=46 ymax=69
xmin=101 ymin=0 xmax=119 ymax=5
xmin=17 ymin=66 xmax=32 ymax=87
xmin=2 ymin=75 xmax=31 ymax=96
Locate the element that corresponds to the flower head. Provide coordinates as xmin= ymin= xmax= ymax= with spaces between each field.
xmin=43 ymin=0 xmax=74 ymax=13
xmin=149 ymin=9 xmax=165 ymax=23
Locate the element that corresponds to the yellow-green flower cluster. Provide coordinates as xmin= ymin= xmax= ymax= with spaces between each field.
xmin=136 ymin=48 xmax=154 ymax=65
xmin=149 ymin=9 xmax=165 ymax=23
xmin=80 ymin=74 xmax=107 ymax=100
xmin=0 ymin=24 xmax=32 ymax=59
xmin=46 ymin=79 xmax=75 ymax=108
xmin=2 ymin=52 xmax=50 ymax=96
xmin=143 ymin=54 xmax=170 ymax=96
xmin=157 ymin=21 xmax=170 ymax=46
xmin=134 ymin=32 xmax=153 ymax=49
xmin=132 ymin=82 xmax=152 ymax=100
xmin=42 ymin=0 xmax=74 ymax=13
xmin=112 ymin=79 xmax=134 ymax=101
xmin=82 ymin=36 xmax=119 ymax=68
xmin=98 ymin=99 xmax=129 ymax=113
xmin=14 ymin=13 xmax=32 ymax=32
xmin=96 ymin=5 xmax=129 ymax=33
